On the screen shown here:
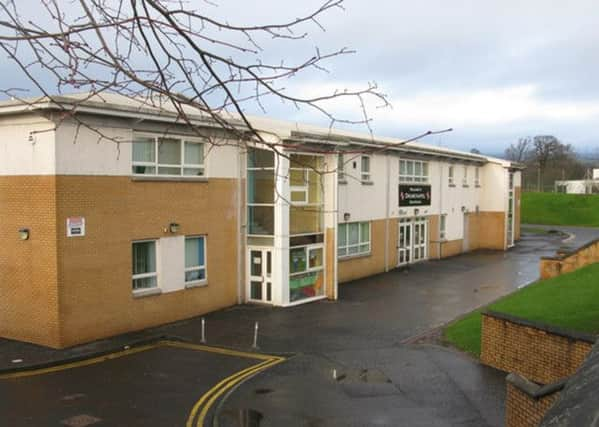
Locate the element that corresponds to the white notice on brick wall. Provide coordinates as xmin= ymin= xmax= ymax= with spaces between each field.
xmin=67 ymin=217 xmax=85 ymax=237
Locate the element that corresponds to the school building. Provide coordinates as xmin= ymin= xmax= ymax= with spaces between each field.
xmin=0 ymin=93 xmax=522 ymax=348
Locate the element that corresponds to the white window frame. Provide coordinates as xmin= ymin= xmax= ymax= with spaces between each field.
xmin=132 ymin=239 xmax=158 ymax=292
xmin=132 ymin=134 xmax=206 ymax=178
xmin=185 ymin=236 xmax=207 ymax=285
xmin=399 ymin=159 xmax=429 ymax=183
xmin=361 ymin=156 xmax=371 ymax=183
xmin=440 ymin=214 xmax=447 ymax=241
xmin=289 ymin=243 xmax=324 ymax=277
xmin=289 ymin=168 xmax=309 ymax=205
xmin=448 ymin=165 xmax=455 ymax=186
xmin=462 ymin=166 xmax=469 ymax=187
xmin=338 ymin=221 xmax=371 ymax=258
xmin=475 ymin=167 xmax=481 ymax=187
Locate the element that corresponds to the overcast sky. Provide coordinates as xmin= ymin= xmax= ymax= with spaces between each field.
xmin=2 ymin=0 xmax=599 ymax=155
xmin=211 ymin=0 xmax=599 ymax=154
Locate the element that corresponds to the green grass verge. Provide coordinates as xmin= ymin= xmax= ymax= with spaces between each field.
xmin=443 ymin=263 xmax=599 ymax=357
xmin=522 ymin=192 xmax=599 ymax=227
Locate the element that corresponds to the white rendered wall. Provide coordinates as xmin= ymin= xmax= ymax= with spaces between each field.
xmin=0 ymin=116 xmax=56 ymax=175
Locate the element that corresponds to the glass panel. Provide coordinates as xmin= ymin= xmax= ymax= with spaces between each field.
xmin=158 ymin=167 xmax=181 ymax=175
xmin=133 ymin=138 xmax=155 ymax=163
xmin=183 ymin=167 xmax=204 ymax=176
xmin=266 ymin=251 xmax=272 ymax=277
xmin=290 ymin=247 xmax=307 ymax=274
xmin=266 ymin=282 xmax=272 ymax=302
xmin=157 ymin=138 xmax=181 ymax=165
xmin=185 ymin=237 xmax=205 ymax=268
xmin=185 ymin=269 xmax=206 ymax=282
xmin=400 ymin=160 xmax=406 ymax=175
xmin=289 ymin=271 xmax=324 ymax=302
xmin=361 ymin=156 xmax=370 ymax=173
xmin=184 ymin=142 xmax=203 ymax=165
xmin=360 ymin=222 xmax=370 ymax=243
xmin=248 ymin=206 xmax=274 ymax=235
xmin=348 ymin=223 xmax=359 ymax=245
xmin=132 ymin=165 xmax=155 ymax=175
xmin=338 ymin=248 xmax=347 ymax=257
xmin=290 ymin=205 xmax=323 ymax=235
xmin=415 ymin=162 xmax=421 ymax=176
xmin=407 ymin=161 xmax=414 ymax=175
xmin=359 ymin=244 xmax=369 ymax=253
xmin=309 ymin=247 xmax=323 ymax=269
xmin=338 ymin=224 xmax=347 ymax=247
xmin=348 ymin=246 xmax=359 ymax=255
xmin=290 ymin=169 xmax=307 ymax=186
xmin=290 ymin=234 xmax=323 ymax=246
xmin=308 ymin=170 xmax=322 ymax=204
xmin=132 ymin=241 xmax=156 ymax=275
xmin=251 ymin=250 xmax=262 ymax=276
xmin=291 ymin=191 xmax=307 ymax=203
xmin=133 ymin=276 xmax=157 ymax=290
xmin=247 ymin=169 xmax=275 ymax=204
xmin=423 ymin=162 xmax=428 ymax=178
xmin=251 ymin=281 xmax=262 ymax=300
xmin=248 ymin=149 xmax=275 ymax=168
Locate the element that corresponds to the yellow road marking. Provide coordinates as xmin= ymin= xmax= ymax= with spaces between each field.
xmin=194 ymin=356 xmax=285 ymax=427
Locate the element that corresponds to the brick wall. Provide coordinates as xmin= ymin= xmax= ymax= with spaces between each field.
xmin=481 ymin=311 xmax=594 ymax=385
xmin=540 ymin=240 xmax=599 ymax=280
xmin=506 ymin=381 xmax=560 ymax=427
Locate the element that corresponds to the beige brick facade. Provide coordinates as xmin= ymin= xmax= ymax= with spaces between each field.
xmin=505 ymin=382 xmax=560 ymax=427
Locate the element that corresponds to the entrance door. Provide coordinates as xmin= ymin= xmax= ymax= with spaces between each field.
xmin=398 ymin=217 xmax=428 ymax=266
xmin=248 ymin=247 xmax=273 ymax=303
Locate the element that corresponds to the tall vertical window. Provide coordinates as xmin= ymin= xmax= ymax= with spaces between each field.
xmin=185 ymin=236 xmax=207 ymax=283
xmin=361 ymin=156 xmax=371 ymax=183
xmin=338 ymin=153 xmax=346 ymax=182
xmin=132 ymin=136 xmax=205 ymax=177
xmin=462 ymin=166 xmax=468 ymax=186
xmin=440 ymin=215 xmax=447 ymax=240
xmin=338 ymin=222 xmax=371 ymax=257
xmin=448 ymin=165 xmax=454 ymax=185
xmin=399 ymin=159 xmax=429 ymax=182
xmin=475 ymin=167 xmax=481 ymax=187
xmin=132 ymin=241 xmax=157 ymax=290
xmin=247 ymin=149 xmax=275 ymax=236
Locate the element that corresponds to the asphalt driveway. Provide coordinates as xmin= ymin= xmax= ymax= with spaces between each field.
xmin=0 ymin=227 xmax=581 ymax=426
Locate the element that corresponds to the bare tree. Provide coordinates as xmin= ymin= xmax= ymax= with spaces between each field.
xmin=531 ymin=135 xmax=574 ymax=191
xmin=0 ymin=0 xmax=390 ymax=151
xmin=504 ymin=137 xmax=531 ymax=163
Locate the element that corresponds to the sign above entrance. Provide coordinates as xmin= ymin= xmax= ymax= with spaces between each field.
xmin=399 ymin=185 xmax=431 ymax=207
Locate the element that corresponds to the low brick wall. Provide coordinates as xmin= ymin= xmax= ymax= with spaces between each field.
xmin=506 ymin=373 xmax=564 ymax=427
xmin=540 ymin=238 xmax=599 ymax=279
xmin=481 ymin=311 xmax=595 ymax=384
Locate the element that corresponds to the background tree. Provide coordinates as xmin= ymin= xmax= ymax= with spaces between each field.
xmin=504 ymin=137 xmax=532 ymax=163
xmin=0 ymin=0 xmax=389 ymax=152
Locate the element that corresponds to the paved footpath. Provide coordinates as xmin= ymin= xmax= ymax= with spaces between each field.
xmin=0 ymin=228 xmax=585 ymax=426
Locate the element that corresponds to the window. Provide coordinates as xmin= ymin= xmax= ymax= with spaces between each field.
xmin=338 ymin=153 xmax=346 ymax=182
xmin=132 ymin=241 xmax=157 ymax=290
xmin=440 ymin=215 xmax=447 ymax=240
xmin=462 ymin=166 xmax=468 ymax=187
xmin=132 ymin=136 xmax=205 ymax=177
xmin=448 ymin=165 xmax=454 ymax=185
xmin=290 ymin=169 xmax=309 ymax=204
xmin=399 ymin=159 xmax=429 ymax=183
xmin=338 ymin=221 xmax=371 ymax=257
xmin=185 ymin=236 xmax=207 ymax=284
xmin=247 ymin=149 xmax=275 ymax=236
xmin=475 ymin=167 xmax=481 ymax=187
xmin=361 ymin=156 xmax=371 ymax=182
xmin=289 ymin=243 xmax=325 ymax=302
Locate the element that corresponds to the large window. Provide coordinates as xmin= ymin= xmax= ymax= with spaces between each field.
xmin=247 ymin=149 xmax=275 ymax=235
xmin=338 ymin=222 xmax=371 ymax=257
xmin=399 ymin=159 xmax=428 ymax=183
xmin=132 ymin=241 xmax=157 ymax=290
xmin=289 ymin=244 xmax=324 ymax=302
xmin=185 ymin=236 xmax=207 ymax=284
xmin=289 ymin=154 xmax=324 ymax=236
xmin=132 ymin=136 xmax=205 ymax=177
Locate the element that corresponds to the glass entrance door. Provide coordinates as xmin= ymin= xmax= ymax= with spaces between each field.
xmin=398 ymin=217 xmax=428 ymax=266
xmin=248 ymin=247 xmax=273 ymax=303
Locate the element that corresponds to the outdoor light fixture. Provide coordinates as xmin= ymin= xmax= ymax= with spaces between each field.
xmin=18 ymin=228 xmax=30 ymax=241
xmin=169 ymin=222 xmax=180 ymax=233
xmin=343 ymin=213 xmax=351 ymax=221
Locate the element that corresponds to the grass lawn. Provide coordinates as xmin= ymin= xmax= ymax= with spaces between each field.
xmin=522 ymin=192 xmax=599 ymax=227
xmin=443 ymin=263 xmax=599 ymax=357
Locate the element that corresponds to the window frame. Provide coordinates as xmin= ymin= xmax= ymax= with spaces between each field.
xmin=184 ymin=235 xmax=208 ymax=286
xmin=448 ymin=165 xmax=455 ymax=186
xmin=338 ymin=153 xmax=346 ymax=182
xmin=132 ymin=239 xmax=158 ymax=292
xmin=360 ymin=156 xmax=371 ymax=183
xmin=132 ymin=134 xmax=206 ymax=178
xmin=399 ymin=159 xmax=429 ymax=183
xmin=462 ymin=165 xmax=469 ymax=187
xmin=475 ymin=167 xmax=481 ymax=187
xmin=439 ymin=214 xmax=447 ymax=241
xmin=338 ymin=221 xmax=371 ymax=258
xmin=289 ymin=243 xmax=325 ymax=277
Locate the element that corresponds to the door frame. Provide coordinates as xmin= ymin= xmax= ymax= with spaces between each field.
xmin=398 ymin=217 xmax=428 ymax=267
xmin=247 ymin=246 xmax=274 ymax=304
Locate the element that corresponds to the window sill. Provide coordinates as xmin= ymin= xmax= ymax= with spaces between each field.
xmin=361 ymin=181 xmax=374 ymax=186
xmin=185 ymin=281 xmax=208 ymax=289
xmin=338 ymin=179 xmax=348 ymax=185
xmin=131 ymin=176 xmax=208 ymax=183
xmin=133 ymin=288 xmax=162 ymax=299
xmin=448 ymin=183 xmax=456 ymax=187
xmin=339 ymin=252 xmax=371 ymax=262
xmin=462 ymin=184 xmax=470 ymax=188
xmin=475 ymin=184 xmax=481 ymax=188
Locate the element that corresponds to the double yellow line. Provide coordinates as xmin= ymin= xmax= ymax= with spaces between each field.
xmin=185 ymin=352 xmax=285 ymax=427
xmin=0 ymin=340 xmax=285 ymax=427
